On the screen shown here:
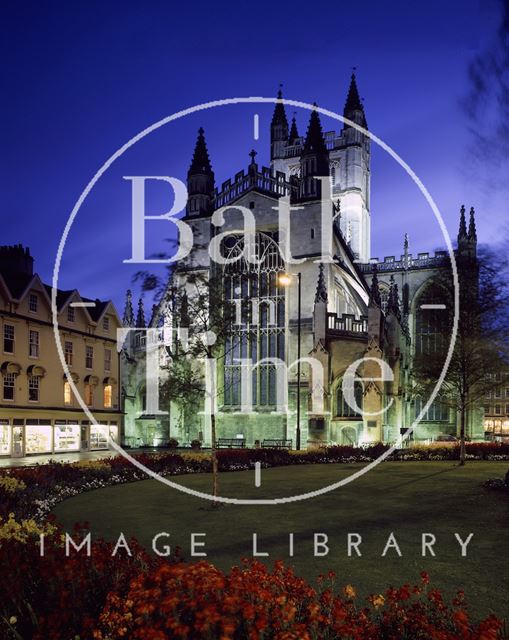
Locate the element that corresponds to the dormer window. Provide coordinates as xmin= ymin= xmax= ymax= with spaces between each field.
xmin=67 ymin=306 xmax=75 ymax=322
xmin=103 ymin=316 xmax=110 ymax=331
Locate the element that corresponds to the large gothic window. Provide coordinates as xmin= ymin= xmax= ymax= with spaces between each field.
xmin=223 ymin=233 xmax=285 ymax=408
xmin=335 ymin=381 xmax=363 ymax=418
xmin=414 ymin=284 xmax=449 ymax=355
xmin=414 ymin=394 xmax=449 ymax=422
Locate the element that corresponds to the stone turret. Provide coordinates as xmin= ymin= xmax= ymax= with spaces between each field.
xmin=186 ymin=127 xmax=215 ymax=217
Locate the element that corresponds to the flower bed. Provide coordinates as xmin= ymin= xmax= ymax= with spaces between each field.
xmin=2 ymin=442 xmax=509 ymax=523
xmin=0 ymin=523 xmax=504 ymax=640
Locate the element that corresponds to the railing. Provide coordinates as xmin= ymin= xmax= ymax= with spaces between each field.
xmin=327 ymin=312 xmax=368 ymax=336
xmin=213 ymin=165 xmax=296 ymax=208
xmin=358 ymin=251 xmax=449 ymax=273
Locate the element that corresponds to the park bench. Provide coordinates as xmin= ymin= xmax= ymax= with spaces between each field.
xmin=217 ymin=438 xmax=246 ymax=449
xmin=261 ymin=439 xmax=292 ymax=450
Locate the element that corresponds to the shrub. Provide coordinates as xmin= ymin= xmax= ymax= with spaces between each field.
xmin=168 ymin=437 xmax=179 ymax=449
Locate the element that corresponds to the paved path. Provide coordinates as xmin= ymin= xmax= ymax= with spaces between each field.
xmin=0 ymin=448 xmax=158 ymax=468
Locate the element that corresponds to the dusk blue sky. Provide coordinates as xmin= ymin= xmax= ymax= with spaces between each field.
xmin=1 ymin=0 xmax=505 ymax=311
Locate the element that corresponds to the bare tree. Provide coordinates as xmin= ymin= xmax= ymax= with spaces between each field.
xmin=413 ymin=245 xmax=509 ymax=464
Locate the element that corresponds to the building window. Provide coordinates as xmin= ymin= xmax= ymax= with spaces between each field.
xmin=335 ymin=381 xmax=363 ymax=417
xmin=104 ymin=348 xmax=111 ymax=372
xmin=415 ymin=395 xmax=449 ymax=421
xmin=64 ymin=341 xmax=73 ymax=366
xmin=28 ymin=375 xmax=40 ymax=402
xmin=484 ymin=405 xmax=490 ymax=414
xmin=103 ymin=384 xmax=112 ymax=408
xmin=85 ymin=383 xmax=93 ymax=406
xmin=495 ymin=405 xmax=501 ymax=415
xmin=223 ymin=233 xmax=285 ymax=407
xmin=64 ymin=381 xmax=72 ymax=405
xmin=3 ymin=373 xmax=15 ymax=401
xmin=29 ymin=330 xmax=39 ymax=358
xmin=103 ymin=316 xmax=110 ymax=331
xmin=414 ymin=284 xmax=449 ymax=355
xmin=379 ymin=286 xmax=390 ymax=314
xmin=3 ymin=325 xmax=14 ymax=353
xmin=67 ymin=306 xmax=75 ymax=322
xmin=506 ymin=404 xmax=509 ymax=415
xmin=85 ymin=345 xmax=93 ymax=369
xmin=310 ymin=228 xmax=315 ymax=239
xmin=29 ymin=293 xmax=38 ymax=313
xmin=495 ymin=388 xmax=502 ymax=399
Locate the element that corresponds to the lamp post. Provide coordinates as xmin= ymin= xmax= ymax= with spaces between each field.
xmin=278 ymin=271 xmax=302 ymax=450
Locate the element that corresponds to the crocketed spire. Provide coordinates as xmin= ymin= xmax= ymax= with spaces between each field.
xmin=468 ymin=206 xmax=477 ymax=241
xmin=288 ymin=113 xmax=299 ymax=144
xmin=458 ymin=205 xmax=468 ymax=242
xmin=188 ymin=127 xmax=214 ymax=177
xmin=122 ymin=289 xmax=135 ymax=327
xmin=302 ymin=104 xmax=328 ymax=157
xmin=315 ymin=263 xmax=328 ymax=303
xmin=343 ymin=71 xmax=367 ymax=129
xmin=136 ymin=297 xmax=146 ymax=328
xmin=387 ymin=275 xmax=400 ymax=317
xmin=270 ymin=85 xmax=289 ymax=161
xmin=370 ymin=264 xmax=381 ymax=307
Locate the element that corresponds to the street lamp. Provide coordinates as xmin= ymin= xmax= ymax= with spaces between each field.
xmin=278 ymin=271 xmax=302 ymax=450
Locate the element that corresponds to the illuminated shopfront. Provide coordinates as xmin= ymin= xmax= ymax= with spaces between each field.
xmin=54 ymin=422 xmax=81 ymax=452
xmin=0 ymin=420 xmax=10 ymax=454
xmin=25 ymin=422 xmax=53 ymax=454
xmin=484 ymin=418 xmax=509 ymax=439
xmin=0 ymin=420 xmax=120 ymax=456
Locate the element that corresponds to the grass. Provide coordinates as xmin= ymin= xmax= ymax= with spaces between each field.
xmin=53 ymin=460 xmax=509 ymax=620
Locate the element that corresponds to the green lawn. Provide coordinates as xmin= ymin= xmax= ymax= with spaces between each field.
xmin=53 ymin=461 xmax=509 ymax=620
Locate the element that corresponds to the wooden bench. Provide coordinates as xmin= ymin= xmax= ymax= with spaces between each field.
xmin=217 ymin=438 xmax=246 ymax=449
xmin=261 ymin=439 xmax=292 ymax=450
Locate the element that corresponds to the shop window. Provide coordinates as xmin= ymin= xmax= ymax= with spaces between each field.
xmin=25 ymin=424 xmax=52 ymax=454
xmin=64 ymin=341 xmax=73 ymax=366
xmin=29 ymin=293 xmax=38 ymax=313
xmin=28 ymin=375 xmax=40 ymax=402
xmin=0 ymin=422 xmax=10 ymax=454
xmin=3 ymin=373 xmax=15 ymax=401
xmin=54 ymin=424 xmax=80 ymax=452
xmin=104 ymin=348 xmax=111 ymax=372
xmin=67 ymin=306 xmax=75 ymax=322
xmin=85 ymin=345 xmax=93 ymax=369
xmin=29 ymin=330 xmax=39 ymax=358
xmin=103 ymin=384 xmax=112 ymax=408
xmin=90 ymin=425 xmax=109 ymax=450
xmin=3 ymin=325 xmax=14 ymax=354
xmin=85 ymin=383 xmax=93 ymax=406
xmin=64 ymin=381 xmax=72 ymax=406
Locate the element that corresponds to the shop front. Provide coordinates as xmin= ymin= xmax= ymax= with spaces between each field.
xmin=0 ymin=418 xmax=120 ymax=457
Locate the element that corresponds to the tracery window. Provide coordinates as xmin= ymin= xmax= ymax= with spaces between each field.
xmin=223 ymin=233 xmax=285 ymax=407
xmin=414 ymin=394 xmax=449 ymax=422
xmin=414 ymin=284 xmax=449 ymax=355
xmin=335 ymin=381 xmax=363 ymax=417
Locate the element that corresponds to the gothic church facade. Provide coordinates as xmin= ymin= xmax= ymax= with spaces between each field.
xmin=121 ymin=74 xmax=482 ymax=448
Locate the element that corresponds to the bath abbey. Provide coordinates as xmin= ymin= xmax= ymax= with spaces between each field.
xmin=121 ymin=74 xmax=485 ymax=449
